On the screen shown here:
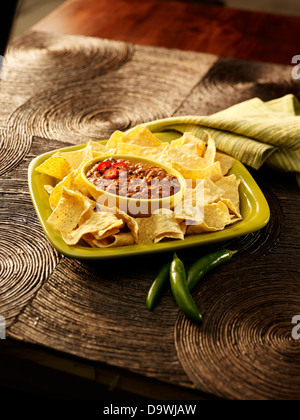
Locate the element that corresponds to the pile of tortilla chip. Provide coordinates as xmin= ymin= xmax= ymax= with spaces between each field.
xmin=36 ymin=126 xmax=242 ymax=248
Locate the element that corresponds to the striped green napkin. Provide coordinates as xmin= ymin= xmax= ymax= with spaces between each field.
xmin=142 ymin=94 xmax=300 ymax=186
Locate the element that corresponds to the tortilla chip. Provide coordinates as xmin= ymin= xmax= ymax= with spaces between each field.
xmin=93 ymin=226 xmax=122 ymax=240
xmin=117 ymin=141 xmax=206 ymax=171
xmin=116 ymin=144 xmax=171 ymax=169
xmin=74 ymin=172 xmax=91 ymax=196
xmin=106 ymin=130 xmax=125 ymax=149
xmin=186 ymin=201 xmax=231 ymax=235
xmin=203 ymin=134 xmax=216 ymax=166
xmin=44 ymin=144 xmax=93 ymax=199
xmin=170 ymin=133 xmax=216 ymax=168
xmin=81 ymin=233 xmax=99 ymax=248
xmin=177 ymin=176 xmax=241 ymax=227
xmin=71 ymin=147 xmax=95 ymax=196
xmin=87 ymin=140 xmax=107 ymax=154
xmin=165 ymin=143 xmax=208 ymax=169
xmin=89 ymin=232 xmax=135 ymax=248
xmin=215 ymin=152 xmax=235 ymax=176
xmin=172 ymin=132 xmax=206 ymax=157
xmin=227 ymin=214 xmax=243 ymax=225
xmin=172 ymin=161 xmax=222 ymax=186
xmin=174 ymin=196 xmax=204 ymax=224
xmin=174 ymin=177 xmax=226 ymax=223
xmin=60 ymin=148 xmax=90 ymax=170
xmin=78 ymin=198 xmax=97 ymax=225
xmin=49 ymin=171 xmax=76 ymax=209
xmin=96 ymin=204 xmax=139 ymax=243
xmin=47 ymin=187 xmax=93 ymax=233
xmin=135 ymin=218 xmax=156 ymax=244
xmin=124 ymin=126 xmax=162 ymax=148
xmin=220 ymin=198 xmax=242 ymax=219
xmin=44 ymin=185 xmax=54 ymax=194
xmin=61 ymin=211 xmax=124 ymax=246
xmin=215 ymin=174 xmax=241 ymax=216
xmin=36 ymin=153 xmax=72 ymax=180
xmin=137 ymin=209 xmax=185 ymax=244
xmin=204 ymin=201 xmax=231 ymax=228
xmin=117 ymin=142 xmax=144 ymax=156
xmin=197 ymin=177 xmax=225 ymax=205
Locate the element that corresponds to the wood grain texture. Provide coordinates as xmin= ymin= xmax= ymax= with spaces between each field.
xmin=32 ymin=0 xmax=300 ymax=65
xmin=6 ymin=35 xmax=216 ymax=142
xmin=174 ymin=57 xmax=300 ymax=117
xmin=1 ymin=29 xmax=300 ymax=399
xmin=1 ymin=31 xmax=134 ymax=133
xmin=0 ymin=128 xmax=32 ymax=176
xmin=6 ymin=30 xmax=134 ymax=88
xmin=9 ymin=254 xmax=193 ymax=386
xmin=0 ymin=137 xmax=61 ymax=327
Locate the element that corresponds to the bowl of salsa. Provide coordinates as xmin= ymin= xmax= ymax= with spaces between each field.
xmin=81 ymin=155 xmax=186 ymax=217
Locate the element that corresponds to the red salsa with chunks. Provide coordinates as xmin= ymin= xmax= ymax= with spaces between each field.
xmin=86 ymin=158 xmax=181 ymax=199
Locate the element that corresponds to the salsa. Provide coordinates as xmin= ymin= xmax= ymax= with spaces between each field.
xmin=86 ymin=158 xmax=181 ymax=200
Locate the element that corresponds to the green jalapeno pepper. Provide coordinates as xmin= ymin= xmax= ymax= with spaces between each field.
xmin=146 ymin=262 xmax=171 ymax=311
xmin=186 ymin=249 xmax=238 ymax=291
xmin=146 ymin=235 xmax=255 ymax=318
xmin=170 ymin=253 xmax=202 ymax=323
xmin=186 ymin=235 xmax=255 ymax=291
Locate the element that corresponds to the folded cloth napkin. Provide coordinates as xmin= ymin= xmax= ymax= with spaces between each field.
xmin=142 ymin=94 xmax=300 ymax=186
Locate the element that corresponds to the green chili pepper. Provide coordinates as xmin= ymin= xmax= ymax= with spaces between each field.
xmin=146 ymin=262 xmax=171 ymax=311
xmin=170 ymin=253 xmax=202 ymax=323
xmin=186 ymin=235 xmax=256 ymax=291
xmin=186 ymin=248 xmax=238 ymax=291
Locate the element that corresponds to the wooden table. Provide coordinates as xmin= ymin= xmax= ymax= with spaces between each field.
xmin=33 ymin=0 xmax=300 ymax=65
xmin=1 ymin=0 xmax=300 ymax=402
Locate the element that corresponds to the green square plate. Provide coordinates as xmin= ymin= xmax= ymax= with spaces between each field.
xmin=28 ymin=135 xmax=270 ymax=260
